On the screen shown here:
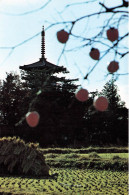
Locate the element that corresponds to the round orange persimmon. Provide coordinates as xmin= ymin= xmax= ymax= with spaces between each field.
xmin=57 ymin=29 xmax=69 ymax=43
xmin=26 ymin=111 xmax=40 ymax=127
xmin=94 ymin=96 xmax=108 ymax=112
xmin=89 ymin=48 xmax=100 ymax=60
xmin=107 ymin=61 xmax=119 ymax=73
xmin=106 ymin=28 xmax=119 ymax=42
xmin=75 ymin=88 xmax=89 ymax=102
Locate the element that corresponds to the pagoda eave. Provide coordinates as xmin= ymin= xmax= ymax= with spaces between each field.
xmin=19 ymin=26 xmax=66 ymax=72
xmin=19 ymin=59 xmax=60 ymax=71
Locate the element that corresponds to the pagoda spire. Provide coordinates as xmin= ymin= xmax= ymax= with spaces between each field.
xmin=41 ymin=26 xmax=45 ymax=60
xmin=19 ymin=25 xmax=60 ymax=71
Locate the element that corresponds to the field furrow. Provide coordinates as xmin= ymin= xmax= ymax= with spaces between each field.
xmin=0 ymin=168 xmax=128 ymax=195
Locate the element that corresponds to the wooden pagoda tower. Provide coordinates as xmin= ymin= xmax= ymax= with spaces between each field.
xmin=19 ymin=26 xmax=62 ymax=71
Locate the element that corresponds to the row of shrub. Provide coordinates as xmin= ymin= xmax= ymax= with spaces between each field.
xmin=46 ymin=158 xmax=127 ymax=171
xmin=41 ymin=147 xmax=128 ymax=154
xmin=44 ymin=152 xmax=127 ymax=171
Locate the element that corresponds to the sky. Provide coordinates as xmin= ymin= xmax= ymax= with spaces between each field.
xmin=0 ymin=0 xmax=128 ymax=107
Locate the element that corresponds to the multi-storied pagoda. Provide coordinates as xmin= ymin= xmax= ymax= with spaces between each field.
xmin=19 ymin=26 xmax=61 ymax=71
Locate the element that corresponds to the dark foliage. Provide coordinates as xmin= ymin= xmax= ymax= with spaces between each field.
xmin=20 ymin=67 xmax=87 ymax=147
xmin=0 ymin=71 xmax=127 ymax=147
xmin=83 ymin=78 xmax=128 ymax=146
xmin=0 ymin=72 xmax=30 ymax=135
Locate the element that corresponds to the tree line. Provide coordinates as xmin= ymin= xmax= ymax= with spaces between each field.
xmin=0 ymin=67 xmax=127 ymax=147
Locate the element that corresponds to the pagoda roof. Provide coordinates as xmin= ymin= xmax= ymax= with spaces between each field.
xmin=19 ymin=58 xmax=60 ymax=71
xmin=19 ymin=26 xmax=64 ymax=72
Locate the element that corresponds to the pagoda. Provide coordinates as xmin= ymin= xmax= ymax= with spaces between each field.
xmin=19 ymin=26 xmax=63 ymax=71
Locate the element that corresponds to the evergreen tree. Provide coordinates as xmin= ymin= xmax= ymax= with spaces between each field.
xmin=0 ymin=72 xmax=30 ymax=136
xmin=100 ymin=77 xmax=125 ymax=110
xmin=100 ymin=78 xmax=127 ymax=145
xmin=83 ymin=79 xmax=127 ymax=146
xmin=20 ymin=67 xmax=86 ymax=147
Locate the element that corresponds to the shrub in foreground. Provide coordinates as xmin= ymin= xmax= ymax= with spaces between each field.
xmin=0 ymin=137 xmax=50 ymax=177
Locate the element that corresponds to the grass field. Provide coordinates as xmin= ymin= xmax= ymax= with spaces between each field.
xmin=0 ymin=147 xmax=128 ymax=194
xmin=44 ymin=152 xmax=128 ymax=171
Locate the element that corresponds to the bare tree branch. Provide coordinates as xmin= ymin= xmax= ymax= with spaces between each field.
xmin=0 ymin=0 xmax=128 ymax=83
xmin=0 ymin=0 xmax=52 ymax=16
xmin=59 ymin=0 xmax=97 ymax=13
xmin=99 ymin=0 xmax=129 ymax=12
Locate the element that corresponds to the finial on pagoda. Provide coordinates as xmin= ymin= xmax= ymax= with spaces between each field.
xmin=41 ymin=26 xmax=45 ymax=60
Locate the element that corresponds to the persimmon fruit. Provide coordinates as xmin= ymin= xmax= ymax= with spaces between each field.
xmin=107 ymin=61 xmax=119 ymax=73
xmin=94 ymin=96 xmax=108 ymax=111
xmin=107 ymin=28 xmax=119 ymax=42
xmin=57 ymin=29 xmax=69 ymax=43
xmin=26 ymin=111 xmax=40 ymax=127
xmin=89 ymin=48 xmax=100 ymax=60
xmin=75 ymin=88 xmax=89 ymax=102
